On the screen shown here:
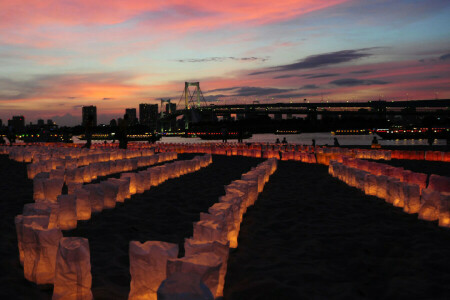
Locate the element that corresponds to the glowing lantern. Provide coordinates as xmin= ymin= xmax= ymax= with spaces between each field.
xmin=83 ymin=184 xmax=105 ymax=213
xmin=52 ymin=237 xmax=92 ymax=300
xmin=74 ymin=188 xmax=91 ymax=220
xmin=439 ymin=193 xmax=450 ymax=227
xmin=57 ymin=194 xmax=77 ymax=230
xmin=184 ymin=239 xmax=229 ymax=297
xmin=33 ymin=172 xmax=50 ymax=202
xmin=418 ymin=188 xmax=440 ymax=221
xmin=193 ymin=220 xmax=228 ymax=244
xmin=402 ymin=184 xmax=421 ymax=214
xmin=375 ymin=175 xmax=389 ymax=200
xmin=128 ymin=241 xmax=179 ymax=300
xmin=22 ymin=202 xmax=59 ymax=229
xmin=43 ymin=178 xmax=65 ymax=203
xmin=67 ymin=182 xmax=83 ymax=194
xmin=428 ymin=174 xmax=450 ymax=193
xmin=15 ymin=215 xmax=50 ymax=266
xmin=121 ymin=173 xmax=137 ymax=194
xmin=107 ymin=178 xmax=130 ymax=202
xmin=364 ymin=174 xmax=378 ymax=196
xmin=99 ymin=181 xmax=118 ymax=209
xmin=22 ymin=223 xmax=62 ymax=284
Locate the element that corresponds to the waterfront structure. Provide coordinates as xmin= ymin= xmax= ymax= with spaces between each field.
xmin=82 ymin=106 xmax=97 ymax=127
xmin=139 ymin=103 xmax=158 ymax=131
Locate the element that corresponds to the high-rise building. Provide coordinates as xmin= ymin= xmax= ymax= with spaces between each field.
xmin=139 ymin=104 xmax=158 ymax=131
xmin=165 ymin=103 xmax=177 ymax=131
xmin=125 ymin=108 xmax=138 ymax=125
xmin=8 ymin=116 xmax=25 ymax=132
xmin=0 ymin=119 xmax=2 ymax=128
xmin=37 ymin=119 xmax=45 ymax=127
xmin=82 ymin=106 xmax=97 ymax=127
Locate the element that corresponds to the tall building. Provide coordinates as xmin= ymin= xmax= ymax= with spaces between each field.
xmin=125 ymin=108 xmax=138 ymax=125
xmin=37 ymin=119 xmax=45 ymax=127
xmin=139 ymin=104 xmax=158 ymax=131
xmin=0 ymin=119 xmax=2 ymax=128
xmin=8 ymin=116 xmax=25 ymax=132
xmin=165 ymin=103 xmax=177 ymax=131
xmin=82 ymin=106 xmax=97 ymax=127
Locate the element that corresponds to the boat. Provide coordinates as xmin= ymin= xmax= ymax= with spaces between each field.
xmin=275 ymin=130 xmax=300 ymax=135
xmin=197 ymin=131 xmax=252 ymax=140
xmin=332 ymin=129 xmax=372 ymax=135
xmin=374 ymin=127 xmax=450 ymax=140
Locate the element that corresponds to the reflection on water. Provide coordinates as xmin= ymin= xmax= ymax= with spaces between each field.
xmin=73 ymin=133 xmax=446 ymax=146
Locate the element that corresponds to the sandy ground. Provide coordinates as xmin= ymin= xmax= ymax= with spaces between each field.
xmin=1 ymin=154 xmax=449 ymax=299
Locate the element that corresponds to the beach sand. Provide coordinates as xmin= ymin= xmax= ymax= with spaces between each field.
xmin=1 ymin=154 xmax=449 ymax=299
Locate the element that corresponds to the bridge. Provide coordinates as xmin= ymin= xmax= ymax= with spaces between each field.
xmin=160 ymin=82 xmax=449 ymax=129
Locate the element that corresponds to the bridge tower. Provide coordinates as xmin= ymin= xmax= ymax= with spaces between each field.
xmin=178 ymin=82 xmax=207 ymax=129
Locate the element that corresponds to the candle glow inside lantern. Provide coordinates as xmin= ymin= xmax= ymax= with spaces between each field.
xmin=74 ymin=188 xmax=91 ymax=220
xmin=418 ymin=188 xmax=441 ymax=221
xmin=402 ymin=184 xmax=421 ymax=214
xmin=128 ymin=241 xmax=179 ymax=300
xmin=439 ymin=193 xmax=450 ymax=227
xmin=22 ymin=223 xmax=63 ymax=285
xmin=57 ymin=194 xmax=78 ymax=230
xmin=53 ymin=237 xmax=93 ymax=300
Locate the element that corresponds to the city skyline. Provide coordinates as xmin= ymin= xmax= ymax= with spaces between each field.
xmin=0 ymin=0 xmax=449 ymax=125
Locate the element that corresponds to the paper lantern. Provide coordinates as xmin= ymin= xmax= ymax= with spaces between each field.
xmin=43 ymin=178 xmax=65 ymax=203
xmin=157 ymin=272 xmax=213 ymax=300
xmin=375 ymin=175 xmax=389 ymax=200
xmin=184 ymin=239 xmax=229 ymax=297
xmin=99 ymin=181 xmax=118 ymax=209
xmin=67 ymin=182 xmax=83 ymax=194
xmin=33 ymin=172 xmax=50 ymax=202
xmin=83 ymin=184 xmax=104 ymax=213
xmin=128 ymin=241 xmax=179 ymax=300
xmin=402 ymin=184 xmax=421 ymax=214
xmin=193 ymin=219 xmax=228 ymax=245
xmin=166 ymin=252 xmax=222 ymax=298
xmin=53 ymin=237 xmax=93 ymax=300
xmin=57 ymin=194 xmax=77 ymax=230
xmin=74 ymin=188 xmax=91 ymax=220
xmin=15 ymin=215 xmax=50 ymax=266
xmin=22 ymin=223 xmax=62 ymax=284
xmin=22 ymin=202 xmax=59 ymax=229
xmin=107 ymin=178 xmax=130 ymax=202
xmin=364 ymin=174 xmax=378 ymax=196
xmin=428 ymin=174 xmax=450 ymax=193
xmin=121 ymin=173 xmax=137 ymax=194
xmin=418 ymin=188 xmax=440 ymax=221
xmin=439 ymin=192 xmax=450 ymax=227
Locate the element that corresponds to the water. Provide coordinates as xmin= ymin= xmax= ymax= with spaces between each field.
xmin=73 ymin=133 xmax=447 ymax=146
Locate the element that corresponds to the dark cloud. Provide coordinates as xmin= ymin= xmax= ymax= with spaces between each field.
xmin=350 ymin=70 xmax=373 ymax=74
xmin=274 ymin=73 xmax=338 ymax=79
xmin=305 ymin=73 xmax=339 ymax=79
xmin=205 ymin=87 xmax=239 ymax=93
xmin=275 ymin=92 xmax=324 ymax=99
xmin=300 ymin=84 xmax=319 ymax=89
xmin=176 ymin=56 xmax=268 ymax=63
xmin=329 ymin=78 xmax=389 ymax=86
xmin=249 ymin=48 xmax=376 ymax=75
xmin=205 ymin=86 xmax=296 ymax=98
xmin=231 ymin=86 xmax=296 ymax=97
xmin=439 ymin=53 xmax=450 ymax=60
xmin=102 ymin=97 xmax=114 ymax=101
xmin=67 ymin=96 xmax=77 ymax=99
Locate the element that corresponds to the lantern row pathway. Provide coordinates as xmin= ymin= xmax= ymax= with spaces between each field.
xmin=0 ymin=155 xmax=53 ymax=300
xmin=367 ymin=159 xmax=450 ymax=177
xmin=63 ymin=155 xmax=264 ymax=299
xmin=224 ymin=161 xmax=450 ymax=299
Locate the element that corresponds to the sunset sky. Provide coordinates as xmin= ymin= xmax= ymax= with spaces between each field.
xmin=0 ymin=0 xmax=449 ymax=125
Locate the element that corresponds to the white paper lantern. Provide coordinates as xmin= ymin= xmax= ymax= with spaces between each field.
xmin=128 ymin=241 xmax=179 ymax=300
xmin=53 ymin=237 xmax=93 ymax=300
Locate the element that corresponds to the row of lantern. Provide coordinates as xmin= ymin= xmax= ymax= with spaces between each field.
xmin=32 ymin=152 xmax=177 ymax=203
xmin=15 ymin=154 xmax=213 ymax=299
xmin=25 ymin=147 xmax=155 ymax=179
xmin=329 ymin=159 xmax=450 ymax=228
xmin=127 ymin=158 xmax=278 ymax=299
